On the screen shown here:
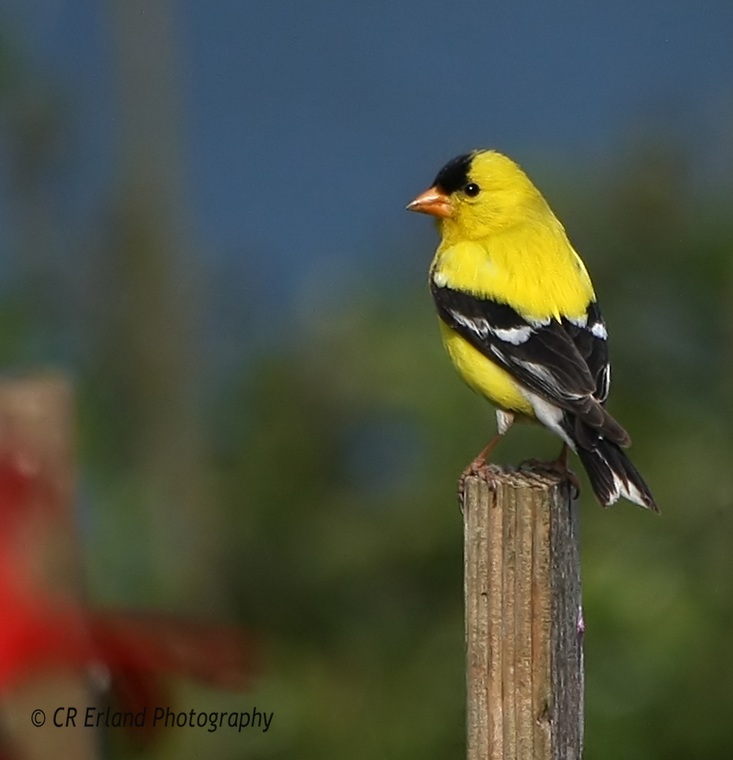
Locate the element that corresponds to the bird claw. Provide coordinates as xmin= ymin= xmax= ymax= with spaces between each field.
xmin=457 ymin=459 xmax=493 ymax=512
xmin=455 ymin=434 xmax=504 ymax=512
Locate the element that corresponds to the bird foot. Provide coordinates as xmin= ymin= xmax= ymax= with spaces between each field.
xmin=457 ymin=458 xmax=493 ymax=510
xmin=519 ymin=457 xmax=581 ymax=499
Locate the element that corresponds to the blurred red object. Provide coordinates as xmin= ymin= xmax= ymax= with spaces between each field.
xmin=0 ymin=447 xmax=258 ymax=730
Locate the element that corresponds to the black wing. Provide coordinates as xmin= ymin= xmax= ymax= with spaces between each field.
xmin=432 ymin=281 xmax=627 ymax=445
xmin=559 ymin=299 xmax=610 ymax=403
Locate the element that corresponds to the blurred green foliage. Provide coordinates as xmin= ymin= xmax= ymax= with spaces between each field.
xmin=2 ymin=14 xmax=733 ymax=760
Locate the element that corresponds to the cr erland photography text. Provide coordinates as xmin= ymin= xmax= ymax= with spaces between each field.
xmin=32 ymin=705 xmax=273 ymax=733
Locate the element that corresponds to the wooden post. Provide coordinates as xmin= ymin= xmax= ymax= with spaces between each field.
xmin=463 ymin=466 xmax=583 ymax=760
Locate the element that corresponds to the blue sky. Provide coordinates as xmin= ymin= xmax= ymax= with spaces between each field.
xmin=4 ymin=1 xmax=733 ymax=314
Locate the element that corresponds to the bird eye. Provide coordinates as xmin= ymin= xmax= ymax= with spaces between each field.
xmin=464 ymin=183 xmax=480 ymax=197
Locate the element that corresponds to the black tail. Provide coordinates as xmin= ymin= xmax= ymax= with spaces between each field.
xmin=576 ymin=437 xmax=658 ymax=511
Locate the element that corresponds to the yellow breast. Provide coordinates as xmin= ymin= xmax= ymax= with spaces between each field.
xmin=433 ymin=230 xmax=594 ymax=322
xmin=439 ymin=320 xmax=535 ymax=417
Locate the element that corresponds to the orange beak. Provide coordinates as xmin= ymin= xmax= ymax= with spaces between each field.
xmin=406 ymin=186 xmax=453 ymax=219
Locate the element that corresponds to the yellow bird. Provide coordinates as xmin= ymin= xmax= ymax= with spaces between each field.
xmin=407 ymin=149 xmax=657 ymax=511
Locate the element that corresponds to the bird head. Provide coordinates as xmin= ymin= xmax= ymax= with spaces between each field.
xmin=407 ymin=150 xmax=547 ymax=241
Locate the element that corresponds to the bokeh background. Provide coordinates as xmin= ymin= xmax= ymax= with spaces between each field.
xmin=1 ymin=1 xmax=733 ymax=758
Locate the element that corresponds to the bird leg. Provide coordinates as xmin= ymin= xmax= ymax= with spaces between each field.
xmin=519 ymin=442 xmax=581 ymax=498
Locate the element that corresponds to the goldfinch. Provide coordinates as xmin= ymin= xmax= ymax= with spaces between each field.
xmin=407 ymin=150 xmax=657 ymax=511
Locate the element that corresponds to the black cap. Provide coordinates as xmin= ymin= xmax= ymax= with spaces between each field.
xmin=433 ymin=152 xmax=475 ymax=194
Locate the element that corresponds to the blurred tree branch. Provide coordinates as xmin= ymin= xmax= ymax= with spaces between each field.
xmin=104 ymin=0 xmax=221 ymax=611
